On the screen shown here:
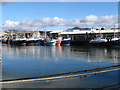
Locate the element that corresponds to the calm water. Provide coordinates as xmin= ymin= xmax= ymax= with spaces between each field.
xmin=2 ymin=44 xmax=120 ymax=88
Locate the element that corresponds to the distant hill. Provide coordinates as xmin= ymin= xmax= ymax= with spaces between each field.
xmin=67 ymin=26 xmax=91 ymax=31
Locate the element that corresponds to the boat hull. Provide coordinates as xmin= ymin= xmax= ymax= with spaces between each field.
xmin=89 ymin=42 xmax=108 ymax=46
xmin=26 ymin=40 xmax=34 ymax=46
xmin=56 ymin=40 xmax=62 ymax=46
xmin=45 ymin=42 xmax=56 ymax=46
xmin=34 ymin=40 xmax=42 ymax=45
xmin=107 ymin=40 xmax=120 ymax=46
xmin=11 ymin=40 xmax=26 ymax=46
xmin=90 ymin=40 xmax=120 ymax=47
xmin=61 ymin=40 xmax=71 ymax=45
xmin=2 ymin=39 xmax=8 ymax=44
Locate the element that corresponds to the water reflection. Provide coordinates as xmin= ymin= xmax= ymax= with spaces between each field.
xmin=2 ymin=45 xmax=120 ymax=80
xmin=2 ymin=45 xmax=120 ymax=88
xmin=2 ymin=45 xmax=120 ymax=63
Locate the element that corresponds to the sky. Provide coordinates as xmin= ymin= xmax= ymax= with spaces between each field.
xmin=1 ymin=2 xmax=119 ymax=31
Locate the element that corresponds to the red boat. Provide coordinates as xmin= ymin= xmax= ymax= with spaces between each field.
xmin=55 ymin=37 xmax=62 ymax=45
xmin=56 ymin=40 xmax=62 ymax=45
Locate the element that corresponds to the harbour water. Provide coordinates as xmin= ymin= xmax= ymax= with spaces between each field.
xmin=2 ymin=44 xmax=120 ymax=88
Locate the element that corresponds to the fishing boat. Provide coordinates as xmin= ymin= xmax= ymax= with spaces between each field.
xmin=26 ymin=38 xmax=35 ymax=45
xmin=61 ymin=38 xmax=71 ymax=45
xmin=34 ymin=38 xmax=43 ymax=45
xmin=56 ymin=40 xmax=62 ymax=46
xmin=89 ymin=38 xmax=108 ymax=46
xmin=41 ymin=30 xmax=56 ymax=46
xmin=2 ymin=39 xmax=8 ymax=44
xmin=44 ymin=39 xmax=56 ymax=46
xmin=1 ymin=35 xmax=9 ymax=44
xmin=12 ymin=38 xmax=26 ymax=45
xmin=90 ymin=38 xmax=107 ymax=43
xmin=108 ymin=37 xmax=120 ymax=46
xmin=55 ymin=37 xmax=62 ymax=46
xmin=32 ymin=32 xmax=43 ymax=45
xmin=89 ymin=28 xmax=108 ymax=46
xmin=107 ymin=27 xmax=120 ymax=46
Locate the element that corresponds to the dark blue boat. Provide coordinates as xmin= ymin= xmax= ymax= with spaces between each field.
xmin=61 ymin=39 xmax=71 ymax=45
xmin=34 ymin=39 xmax=43 ymax=45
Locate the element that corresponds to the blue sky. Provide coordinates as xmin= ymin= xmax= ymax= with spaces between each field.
xmin=1 ymin=2 xmax=118 ymax=30
xmin=2 ymin=2 xmax=118 ymax=22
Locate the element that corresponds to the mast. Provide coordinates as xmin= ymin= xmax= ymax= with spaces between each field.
xmin=45 ymin=29 xmax=47 ymax=38
xmin=113 ymin=25 xmax=116 ymax=38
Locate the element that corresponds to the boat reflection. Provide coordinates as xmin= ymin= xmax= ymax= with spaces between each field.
xmin=2 ymin=45 xmax=120 ymax=82
xmin=2 ymin=45 xmax=120 ymax=64
xmin=70 ymin=46 xmax=120 ymax=63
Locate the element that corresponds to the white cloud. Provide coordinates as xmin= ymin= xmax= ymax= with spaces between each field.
xmin=1 ymin=15 xmax=118 ymax=31
xmin=79 ymin=15 xmax=118 ymax=28
xmin=3 ymin=19 xmax=20 ymax=27
xmin=84 ymin=15 xmax=98 ymax=22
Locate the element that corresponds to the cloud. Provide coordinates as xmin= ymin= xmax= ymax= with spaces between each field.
xmin=1 ymin=15 xmax=118 ymax=31
xmin=3 ymin=19 xmax=20 ymax=27
xmin=84 ymin=15 xmax=98 ymax=22
xmin=80 ymin=15 xmax=118 ymax=27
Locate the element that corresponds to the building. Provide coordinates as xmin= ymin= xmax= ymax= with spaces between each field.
xmin=50 ymin=28 xmax=120 ymax=45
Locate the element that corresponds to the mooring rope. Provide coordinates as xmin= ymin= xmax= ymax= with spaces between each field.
xmin=1 ymin=65 xmax=120 ymax=84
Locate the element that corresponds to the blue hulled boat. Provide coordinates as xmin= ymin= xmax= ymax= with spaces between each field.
xmin=61 ymin=39 xmax=71 ymax=45
xmin=34 ymin=39 xmax=42 ymax=45
xmin=45 ymin=40 xmax=56 ymax=46
xmin=45 ymin=41 xmax=56 ymax=46
xmin=43 ymin=39 xmax=56 ymax=46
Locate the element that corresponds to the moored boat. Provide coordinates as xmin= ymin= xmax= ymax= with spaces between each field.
xmin=89 ymin=38 xmax=108 ymax=46
xmin=61 ymin=38 xmax=71 ymax=45
xmin=26 ymin=38 xmax=35 ymax=46
xmin=111 ymin=37 xmax=120 ymax=41
xmin=55 ymin=37 xmax=62 ymax=46
xmin=107 ymin=37 xmax=120 ymax=46
xmin=2 ymin=39 xmax=8 ymax=44
xmin=44 ymin=39 xmax=56 ymax=46
xmin=90 ymin=38 xmax=107 ymax=43
xmin=56 ymin=40 xmax=62 ymax=46
xmin=34 ymin=39 xmax=43 ymax=45
xmin=107 ymin=26 xmax=120 ymax=46
xmin=11 ymin=38 xmax=26 ymax=45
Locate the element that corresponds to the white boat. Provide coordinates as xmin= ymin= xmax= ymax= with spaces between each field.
xmin=108 ymin=37 xmax=120 ymax=46
xmin=90 ymin=38 xmax=107 ymax=43
xmin=111 ymin=37 xmax=120 ymax=41
xmin=108 ymin=26 xmax=120 ymax=46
